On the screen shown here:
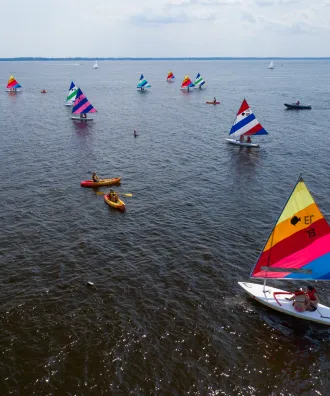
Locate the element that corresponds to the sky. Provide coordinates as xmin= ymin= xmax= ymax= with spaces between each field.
xmin=1 ymin=0 xmax=330 ymax=57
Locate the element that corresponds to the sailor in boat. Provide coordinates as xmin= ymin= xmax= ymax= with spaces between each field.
xmin=92 ymin=172 xmax=99 ymax=182
xmin=306 ymin=285 xmax=319 ymax=312
xmin=287 ymin=289 xmax=308 ymax=312
xmin=296 ymin=100 xmax=300 ymax=105
xmin=246 ymin=136 xmax=252 ymax=144
xmin=80 ymin=113 xmax=87 ymax=119
xmin=239 ymin=135 xmax=245 ymax=143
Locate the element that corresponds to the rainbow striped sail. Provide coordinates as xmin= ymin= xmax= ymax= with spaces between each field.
xmin=6 ymin=75 xmax=22 ymax=91
xmin=167 ymin=71 xmax=175 ymax=82
xmin=194 ymin=73 xmax=205 ymax=88
xmin=72 ymin=88 xmax=96 ymax=115
xmin=229 ymin=99 xmax=268 ymax=139
xmin=251 ymin=176 xmax=330 ymax=280
xmin=137 ymin=74 xmax=151 ymax=90
xmin=181 ymin=75 xmax=194 ymax=90
xmin=66 ymin=81 xmax=78 ymax=106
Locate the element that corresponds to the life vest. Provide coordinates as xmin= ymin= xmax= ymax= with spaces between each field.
xmin=307 ymin=289 xmax=317 ymax=301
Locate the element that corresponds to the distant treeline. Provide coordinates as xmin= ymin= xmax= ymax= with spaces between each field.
xmin=0 ymin=57 xmax=330 ymax=61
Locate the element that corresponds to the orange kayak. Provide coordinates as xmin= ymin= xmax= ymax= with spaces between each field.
xmin=80 ymin=177 xmax=121 ymax=187
xmin=104 ymin=194 xmax=126 ymax=211
xmin=206 ymin=101 xmax=220 ymax=105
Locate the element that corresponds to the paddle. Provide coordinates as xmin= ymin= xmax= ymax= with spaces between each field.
xmin=96 ymin=191 xmax=132 ymax=197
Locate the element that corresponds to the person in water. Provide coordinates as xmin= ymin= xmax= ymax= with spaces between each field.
xmin=92 ymin=172 xmax=99 ymax=182
xmin=288 ymin=289 xmax=308 ymax=312
xmin=134 ymin=130 xmax=138 ymax=137
xmin=246 ymin=136 xmax=252 ymax=144
xmin=306 ymin=285 xmax=319 ymax=312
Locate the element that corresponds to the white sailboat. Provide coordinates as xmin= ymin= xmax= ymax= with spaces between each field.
xmin=93 ymin=61 xmax=99 ymax=69
xmin=268 ymin=60 xmax=274 ymax=69
xmin=239 ymin=175 xmax=330 ymax=325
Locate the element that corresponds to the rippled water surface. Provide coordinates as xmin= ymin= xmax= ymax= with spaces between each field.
xmin=1 ymin=60 xmax=330 ymax=395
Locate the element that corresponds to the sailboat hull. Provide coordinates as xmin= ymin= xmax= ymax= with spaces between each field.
xmin=70 ymin=116 xmax=93 ymax=121
xmin=225 ymin=138 xmax=259 ymax=148
xmin=6 ymin=89 xmax=21 ymax=92
xmin=238 ymin=282 xmax=330 ymax=325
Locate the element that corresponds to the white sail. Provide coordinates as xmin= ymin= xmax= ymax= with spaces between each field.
xmin=93 ymin=61 xmax=99 ymax=69
xmin=268 ymin=61 xmax=274 ymax=69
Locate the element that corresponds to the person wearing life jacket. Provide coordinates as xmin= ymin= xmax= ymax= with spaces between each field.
xmin=306 ymin=285 xmax=319 ymax=312
xmin=92 ymin=172 xmax=99 ymax=183
xmin=239 ymin=135 xmax=245 ymax=143
xmin=246 ymin=136 xmax=252 ymax=144
xmin=289 ymin=289 xmax=308 ymax=313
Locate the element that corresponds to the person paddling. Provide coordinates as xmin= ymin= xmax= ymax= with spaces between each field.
xmin=92 ymin=172 xmax=99 ymax=182
xmin=134 ymin=130 xmax=138 ymax=137
xmin=213 ymin=97 xmax=217 ymax=104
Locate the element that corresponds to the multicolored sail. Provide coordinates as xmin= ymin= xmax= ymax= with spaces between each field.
xmin=229 ymin=99 xmax=268 ymax=139
xmin=194 ymin=73 xmax=205 ymax=88
xmin=6 ymin=75 xmax=22 ymax=91
xmin=167 ymin=71 xmax=175 ymax=81
xmin=251 ymin=176 xmax=330 ymax=280
xmin=181 ymin=75 xmax=194 ymax=90
xmin=72 ymin=88 xmax=97 ymax=114
xmin=137 ymin=74 xmax=151 ymax=90
xmin=66 ymin=81 xmax=78 ymax=106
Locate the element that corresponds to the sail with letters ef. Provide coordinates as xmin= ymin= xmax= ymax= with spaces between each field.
xmin=251 ymin=176 xmax=330 ymax=280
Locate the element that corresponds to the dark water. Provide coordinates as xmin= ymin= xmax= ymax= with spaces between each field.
xmin=1 ymin=60 xmax=330 ymax=395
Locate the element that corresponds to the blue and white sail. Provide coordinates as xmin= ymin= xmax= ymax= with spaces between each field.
xmin=194 ymin=73 xmax=206 ymax=89
xmin=229 ymin=99 xmax=268 ymax=139
xmin=137 ymin=74 xmax=151 ymax=90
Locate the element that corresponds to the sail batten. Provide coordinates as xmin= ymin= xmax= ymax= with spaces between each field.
xmin=229 ymin=99 xmax=268 ymax=139
xmin=250 ymin=177 xmax=330 ymax=280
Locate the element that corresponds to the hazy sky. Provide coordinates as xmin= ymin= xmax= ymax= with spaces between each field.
xmin=1 ymin=0 xmax=330 ymax=57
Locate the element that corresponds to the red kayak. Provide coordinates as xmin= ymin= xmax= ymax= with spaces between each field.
xmin=80 ymin=177 xmax=121 ymax=188
xmin=206 ymin=101 xmax=220 ymax=105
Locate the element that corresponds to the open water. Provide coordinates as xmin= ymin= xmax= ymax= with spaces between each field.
xmin=1 ymin=60 xmax=330 ymax=395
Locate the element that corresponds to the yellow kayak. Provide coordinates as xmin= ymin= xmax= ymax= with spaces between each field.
xmin=104 ymin=194 xmax=126 ymax=211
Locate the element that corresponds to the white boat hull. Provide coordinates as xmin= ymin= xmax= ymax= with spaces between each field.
xmin=225 ymin=138 xmax=259 ymax=148
xmin=70 ymin=116 xmax=93 ymax=121
xmin=238 ymin=282 xmax=330 ymax=326
xmin=6 ymin=89 xmax=21 ymax=92
xmin=65 ymin=102 xmax=74 ymax=106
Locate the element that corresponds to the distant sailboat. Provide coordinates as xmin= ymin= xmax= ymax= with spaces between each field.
xmin=70 ymin=88 xmax=97 ymax=121
xmin=6 ymin=75 xmax=22 ymax=92
xmin=225 ymin=99 xmax=268 ymax=147
xmin=93 ymin=61 xmax=99 ymax=69
xmin=194 ymin=73 xmax=206 ymax=89
xmin=65 ymin=81 xmax=78 ymax=106
xmin=239 ymin=175 xmax=330 ymax=325
xmin=167 ymin=71 xmax=175 ymax=82
xmin=268 ymin=60 xmax=275 ymax=69
xmin=181 ymin=75 xmax=194 ymax=91
xmin=137 ymin=74 xmax=151 ymax=91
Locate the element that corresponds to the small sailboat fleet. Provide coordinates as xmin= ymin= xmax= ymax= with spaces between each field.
xmin=194 ymin=73 xmax=206 ymax=89
xmin=225 ymin=99 xmax=268 ymax=148
xmin=167 ymin=71 xmax=175 ymax=82
xmin=239 ymin=175 xmax=330 ymax=325
xmin=6 ymin=75 xmax=22 ymax=92
xmin=268 ymin=60 xmax=275 ymax=69
xmin=137 ymin=74 xmax=151 ymax=91
xmin=65 ymin=81 xmax=78 ymax=106
xmin=181 ymin=75 xmax=195 ymax=91
xmin=70 ymin=88 xmax=97 ymax=121
xmin=93 ymin=61 xmax=99 ymax=69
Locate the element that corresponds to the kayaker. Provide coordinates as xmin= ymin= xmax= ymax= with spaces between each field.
xmin=213 ymin=97 xmax=217 ymax=104
xmin=306 ymin=285 xmax=319 ymax=312
xmin=92 ymin=172 xmax=99 ymax=182
xmin=134 ymin=130 xmax=138 ymax=137
xmin=246 ymin=136 xmax=252 ymax=144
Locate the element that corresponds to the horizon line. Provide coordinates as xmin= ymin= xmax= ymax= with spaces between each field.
xmin=0 ymin=56 xmax=330 ymax=61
